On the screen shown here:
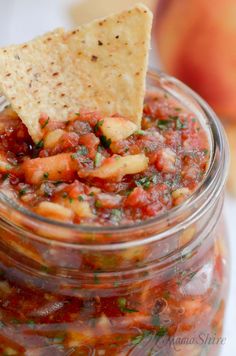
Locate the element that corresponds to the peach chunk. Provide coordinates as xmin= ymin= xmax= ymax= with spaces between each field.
xmin=22 ymin=153 xmax=76 ymax=184
xmin=79 ymin=154 xmax=149 ymax=181
xmin=100 ymin=117 xmax=138 ymax=142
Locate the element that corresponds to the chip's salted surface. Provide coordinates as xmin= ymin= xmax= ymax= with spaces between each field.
xmin=0 ymin=3 xmax=152 ymax=142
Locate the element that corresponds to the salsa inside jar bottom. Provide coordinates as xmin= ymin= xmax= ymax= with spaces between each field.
xmin=0 ymin=71 xmax=229 ymax=356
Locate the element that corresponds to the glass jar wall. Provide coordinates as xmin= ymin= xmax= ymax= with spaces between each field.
xmin=0 ymin=71 xmax=229 ymax=355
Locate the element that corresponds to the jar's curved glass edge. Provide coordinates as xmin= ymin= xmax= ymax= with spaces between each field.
xmin=0 ymin=69 xmax=229 ymax=248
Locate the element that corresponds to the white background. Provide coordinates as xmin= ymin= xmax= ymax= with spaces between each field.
xmin=0 ymin=0 xmax=235 ymax=354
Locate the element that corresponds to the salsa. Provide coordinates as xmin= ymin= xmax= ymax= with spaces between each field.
xmin=0 ymin=93 xmax=209 ymax=226
xmin=0 ymin=89 xmax=227 ymax=356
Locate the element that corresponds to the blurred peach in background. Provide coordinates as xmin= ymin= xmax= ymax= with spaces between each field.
xmin=153 ymin=0 xmax=236 ymax=195
xmin=155 ymin=0 xmax=236 ymax=123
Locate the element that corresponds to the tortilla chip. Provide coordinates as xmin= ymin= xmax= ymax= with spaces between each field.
xmin=0 ymin=4 xmax=152 ymax=142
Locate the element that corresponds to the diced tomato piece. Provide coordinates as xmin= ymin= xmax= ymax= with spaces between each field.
xmin=125 ymin=187 xmax=149 ymax=208
xmin=66 ymin=181 xmax=85 ymax=199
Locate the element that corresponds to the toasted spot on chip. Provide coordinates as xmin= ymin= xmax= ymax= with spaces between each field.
xmin=0 ymin=4 xmax=152 ymax=142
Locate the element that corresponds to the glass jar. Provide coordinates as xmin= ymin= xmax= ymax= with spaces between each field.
xmin=0 ymin=70 xmax=229 ymax=356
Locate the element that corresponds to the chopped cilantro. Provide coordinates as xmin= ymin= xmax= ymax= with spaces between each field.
xmin=95 ymin=152 xmax=103 ymax=167
xmin=11 ymin=318 xmax=20 ymax=325
xmin=71 ymin=146 xmax=88 ymax=159
xmin=117 ymin=297 xmax=138 ymax=313
xmin=89 ymin=192 xmax=95 ymax=197
xmin=123 ymin=188 xmax=134 ymax=196
xmin=2 ymin=173 xmax=9 ymax=181
xmin=100 ymin=135 xmax=111 ymax=149
xmin=19 ymin=189 xmax=27 ymax=197
xmin=78 ymin=195 xmax=84 ymax=202
xmin=131 ymin=330 xmax=151 ymax=345
xmin=131 ymin=334 xmax=145 ymax=345
xmin=40 ymin=265 xmax=49 ymax=273
xmin=75 ymin=112 xmax=80 ymax=117
xmin=54 ymin=181 xmax=63 ymax=186
xmin=113 ymin=280 xmax=120 ymax=288
xmin=189 ymin=271 xmax=197 ymax=279
xmin=70 ymin=153 xmax=77 ymax=160
xmin=157 ymin=119 xmax=170 ymax=129
xmin=176 ymin=118 xmax=187 ymax=130
xmin=27 ymin=320 xmax=36 ymax=329
xmin=157 ymin=119 xmax=172 ymax=130
xmin=157 ymin=116 xmax=187 ymax=130
xmin=78 ymin=146 xmax=88 ymax=156
xmin=95 ymin=200 xmax=103 ymax=208
xmin=94 ymin=272 xmax=100 ymax=284
xmin=94 ymin=119 xmax=104 ymax=133
xmin=35 ymin=139 xmax=44 ymax=149
xmin=135 ymin=177 xmax=151 ymax=189
xmin=43 ymin=172 xmax=49 ymax=179
xmin=135 ymin=129 xmax=146 ymax=136
xmin=41 ymin=117 xmax=49 ymax=129
xmin=62 ymin=192 xmax=68 ymax=199
xmin=156 ymin=326 xmax=168 ymax=337
xmin=51 ymin=335 xmax=65 ymax=343
xmin=69 ymin=197 xmax=74 ymax=203
xmin=202 ymin=149 xmax=209 ymax=155
xmin=131 ymin=327 xmax=168 ymax=346
xmin=5 ymin=164 xmax=12 ymax=171
xmin=152 ymin=174 xmax=160 ymax=185
xmin=111 ymin=209 xmax=122 ymax=222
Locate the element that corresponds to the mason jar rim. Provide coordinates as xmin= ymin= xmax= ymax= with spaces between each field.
xmin=0 ymin=69 xmax=229 ymax=250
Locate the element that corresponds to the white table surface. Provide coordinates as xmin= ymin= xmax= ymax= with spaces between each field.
xmin=0 ymin=1 xmax=235 ymax=354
